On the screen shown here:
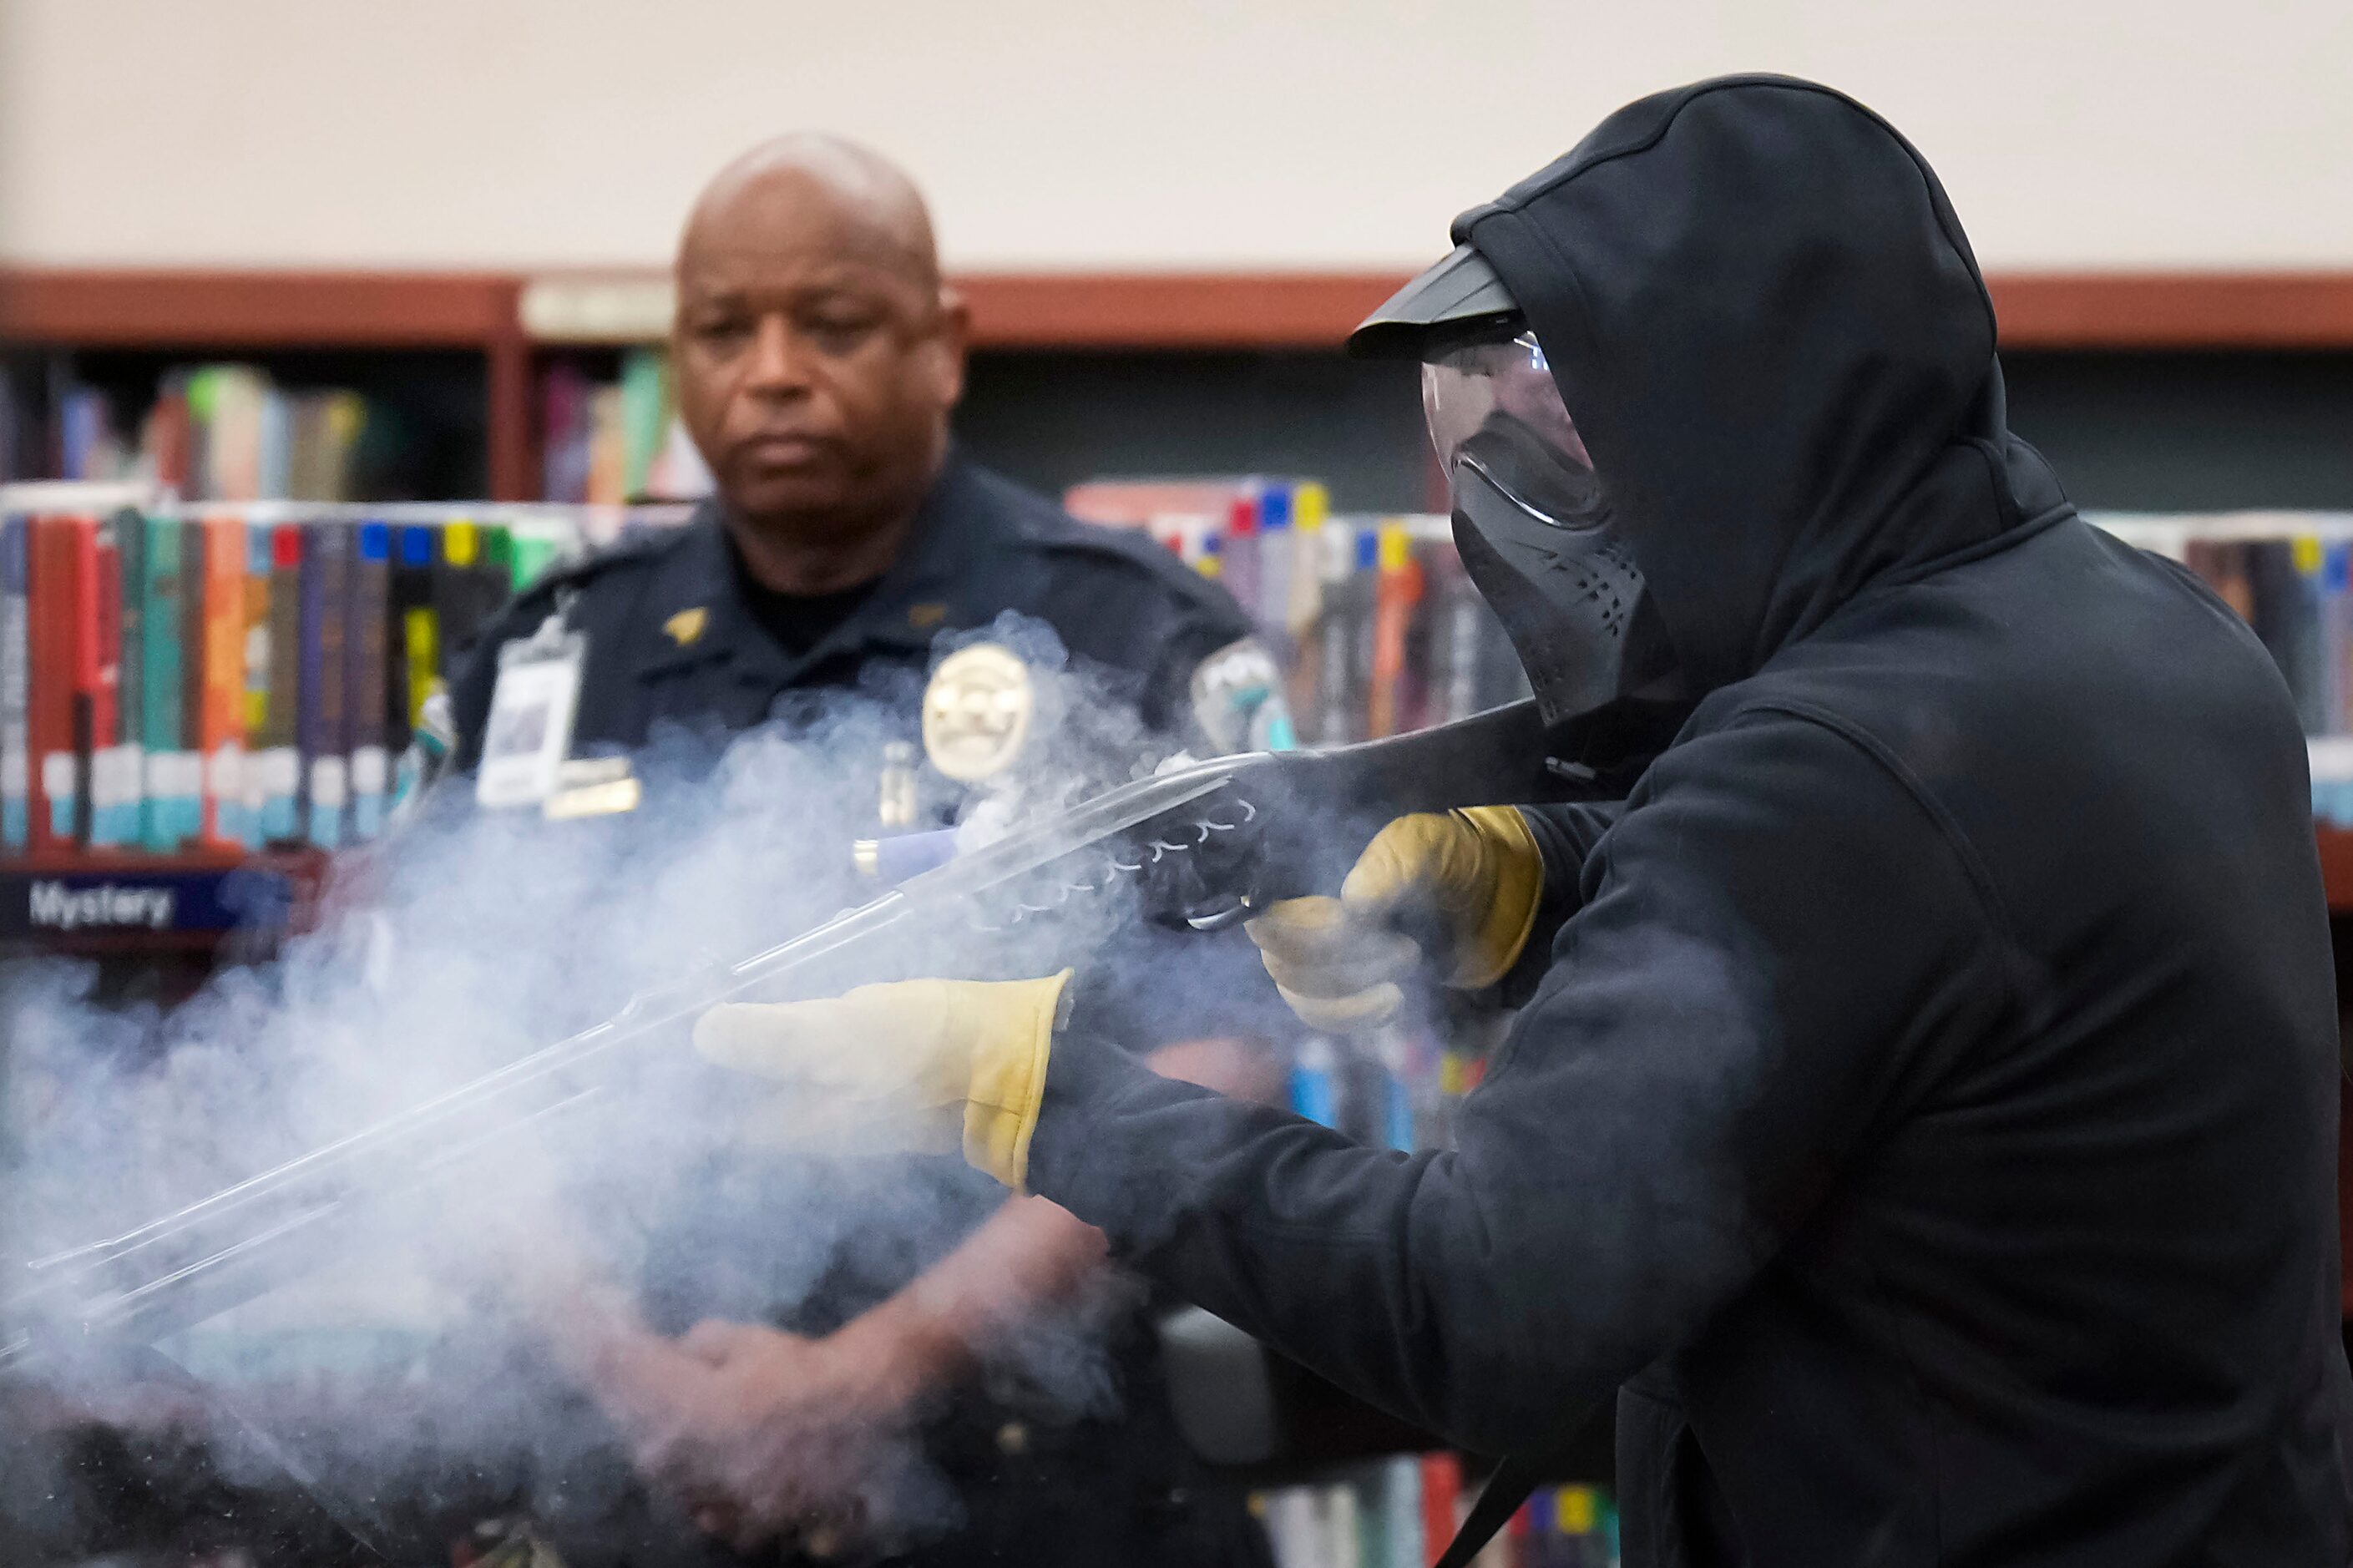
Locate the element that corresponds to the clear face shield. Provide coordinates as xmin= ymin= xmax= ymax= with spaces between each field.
xmin=1421 ymin=331 xmax=1607 ymax=530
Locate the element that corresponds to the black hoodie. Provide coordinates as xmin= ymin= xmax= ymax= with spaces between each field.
xmin=1028 ymin=76 xmax=2353 ymax=1565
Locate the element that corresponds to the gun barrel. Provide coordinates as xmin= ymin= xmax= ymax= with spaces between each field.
xmin=3 ymin=701 xmax=1585 ymax=1367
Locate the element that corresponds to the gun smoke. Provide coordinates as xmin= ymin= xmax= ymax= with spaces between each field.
xmin=0 ymin=615 xmax=1259 ymax=1561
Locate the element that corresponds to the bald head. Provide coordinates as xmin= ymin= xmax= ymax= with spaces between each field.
xmin=671 ymin=134 xmax=969 ymax=578
xmin=681 ymin=134 xmax=939 ymax=291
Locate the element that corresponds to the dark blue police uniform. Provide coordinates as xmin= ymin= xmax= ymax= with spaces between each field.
xmin=451 ymin=455 xmax=1252 ymax=776
xmin=445 ymin=454 xmax=1277 ymax=1568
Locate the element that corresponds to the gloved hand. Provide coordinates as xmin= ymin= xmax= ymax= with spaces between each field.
xmin=692 ymin=971 xmax=1071 ymax=1188
xmin=1245 ymin=807 xmax=1544 ymax=1033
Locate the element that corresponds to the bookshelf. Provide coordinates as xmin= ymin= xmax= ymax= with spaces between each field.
xmin=20 ymin=267 xmax=2353 ymax=351
xmin=12 ymin=267 xmax=2353 ymax=508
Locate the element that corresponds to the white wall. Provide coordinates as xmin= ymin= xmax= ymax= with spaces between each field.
xmin=3 ymin=0 xmax=2349 ymax=272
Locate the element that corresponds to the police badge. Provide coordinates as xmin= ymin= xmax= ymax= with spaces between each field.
xmin=922 ymin=642 xmax=1035 ymax=782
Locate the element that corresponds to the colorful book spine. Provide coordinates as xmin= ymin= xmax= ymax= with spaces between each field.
xmin=1257 ymin=484 xmax=1296 ymax=665
xmin=169 ymin=518 xmax=210 ymax=847
xmin=2325 ymin=543 xmax=2352 ymax=737
xmin=1283 ymin=484 xmax=1328 ymax=722
xmin=1290 ymin=1037 xmax=1341 ymax=1129
xmin=1312 ymin=522 xmax=1364 ymax=746
xmin=257 ymin=524 xmax=304 ymax=842
xmin=65 ymin=518 xmax=99 ymax=847
xmin=116 ymin=511 xmax=146 ymax=850
xmin=1222 ymin=493 xmax=1262 ymax=629
xmin=237 ymin=524 xmax=273 ymax=842
xmin=389 ymin=524 xmax=436 ymax=751
xmin=0 ymin=514 xmax=28 ymax=852
xmin=1368 ymin=522 xmax=1421 ymax=740
xmin=26 ymin=518 xmax=73 ymax=852
xmin=484 ymin=523 xmax=515 ymax=609
xmin=199 ymin=516 xmax=247 ymax=848
xmin=1419 ymin=1454 xmax=1463 ymax=1568
xmin=509 ymin=521 xmax=569 ymax=594
xmin=87 ymin=516 xmax=134 ymax=847
xmin=138 ymin=514 xmax=195 ymax=851
xmin=347 ymin=521 xmax=391 ymax=839
xmin=436 ymin=520 xmax=480 ymax=681
xmin=298 ymin=522 xmax=350 ymax=848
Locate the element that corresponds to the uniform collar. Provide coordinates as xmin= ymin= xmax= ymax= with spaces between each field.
xmin=631 ymin=453 xmax=1018 ymax=688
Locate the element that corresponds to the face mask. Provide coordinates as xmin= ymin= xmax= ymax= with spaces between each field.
xmin=1423 ymin=331 xmax=1684 ymax=771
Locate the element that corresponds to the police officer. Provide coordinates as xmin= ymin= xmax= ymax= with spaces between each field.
xmin=674 ymin=78 xmax=2353 ymax=1566
xmin=448 ymin=134 xmax=1281 ymax=1566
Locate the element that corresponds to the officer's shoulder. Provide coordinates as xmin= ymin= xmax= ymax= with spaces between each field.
xmin=493 ymin=524 xmax=684 ymax=625
xmin=969 ymin=466 xmax=1247 ymax=627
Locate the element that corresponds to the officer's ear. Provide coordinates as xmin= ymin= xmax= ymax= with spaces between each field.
xmin=927 ymin=284 xmax=972 ymax=411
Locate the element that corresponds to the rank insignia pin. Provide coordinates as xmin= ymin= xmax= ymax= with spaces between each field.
xmin=664 ymin=607 xmax=708 ymax=646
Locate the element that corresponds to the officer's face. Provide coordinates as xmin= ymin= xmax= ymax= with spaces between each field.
xmin=673 ymin=174 xmax=969 ymax=536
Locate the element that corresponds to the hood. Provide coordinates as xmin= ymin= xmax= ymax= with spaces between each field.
xmin=1455 ymin=74 xmax=2065 ymax=694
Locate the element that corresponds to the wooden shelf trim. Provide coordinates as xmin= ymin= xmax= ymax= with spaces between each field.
xmin=956 ymin=272 xmax=1404 ymax=349
xmin=1987 ymin=273 xmax=2353 ymax=352
xmin=13 ymin=266 xmax=2353 ymax=353
xmin=0 ymin=269 xmax=522 ymax=347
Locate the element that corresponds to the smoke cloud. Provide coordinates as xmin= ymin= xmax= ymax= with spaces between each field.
xmin=0 ymin=614 xmax=1257 ymax=1564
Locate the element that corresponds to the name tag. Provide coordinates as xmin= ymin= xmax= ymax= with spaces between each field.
xmin=476 ymin=620 xmax=587 ymax=811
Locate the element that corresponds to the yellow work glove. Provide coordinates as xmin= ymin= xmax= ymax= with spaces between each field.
xmin=692 ymin=971 xmax=1071 ymax=1189
xmin=1246 ymin=807 xmax=1545 ymax=1033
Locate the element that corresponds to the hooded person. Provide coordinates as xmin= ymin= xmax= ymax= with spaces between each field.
xmin=666 ymin=75 xmax=2353 ymax=1565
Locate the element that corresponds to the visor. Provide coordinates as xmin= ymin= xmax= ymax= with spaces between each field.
xmin=1424 ymin=332 xmax=1604 ymax=529
xmin=1346 ymin=244 xmax=1521 ymax=361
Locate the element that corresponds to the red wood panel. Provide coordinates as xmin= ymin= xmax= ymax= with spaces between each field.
xmin=486 ymin=331 xmax=535 ymax=502
xmin=0 ymin=268 xmax=519 ymax=347
xmin=10 ymin=266 xmax=2353 ymax=352
xmin=956 ymin=271 xmax=1407 ymax=349
xmin=1990 ymin=272 xmax=2353 ymax=352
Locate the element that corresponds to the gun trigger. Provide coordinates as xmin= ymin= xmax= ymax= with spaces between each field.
xmin=1183 ymin=896 xmax=1252 ymax=933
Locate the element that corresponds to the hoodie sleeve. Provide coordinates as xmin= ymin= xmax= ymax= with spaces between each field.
xmin=1026 ymin=706 xmax=2012 ymax=1455
xmin=1494 ymin=801 xmax=1622 ymax=1007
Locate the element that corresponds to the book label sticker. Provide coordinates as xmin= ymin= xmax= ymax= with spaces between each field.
xmin=209 ymin=741 xmax=246 ymax=846
xmin=42 ymin=751 xmax=76 ymax=837
xmin=350 ymin=744 xmax=390 ymax=840
xmin=309 ymin=756 xmax=348 ymax=850
xmin=257 ymin=746 xmax=301 ymax=842
xmin=350 ymin=745 xmax=389 ymax=797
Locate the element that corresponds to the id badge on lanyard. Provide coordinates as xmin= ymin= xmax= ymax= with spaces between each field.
xmin=475 ymin=612 xmax=588 ymax=811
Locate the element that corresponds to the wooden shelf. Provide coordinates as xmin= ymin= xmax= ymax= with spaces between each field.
xmin=0 ymin=270 xmax=520 ymax=348
xmin=957 ymin=272 xmax=1407 ymax=350
xmin=504 ymin=267 xmax=2353 ymax=352
xmin=1988 ymin=273 xmax=2353 ymax=352
xmin=17 ymin=266 xmax=2353 ymax=355
xmin=9 ymin=266 xmax=2353 ymax=507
